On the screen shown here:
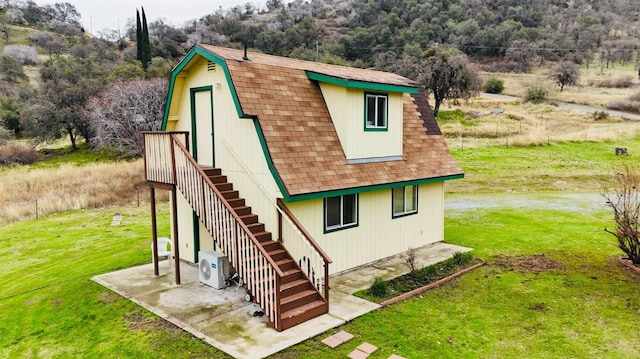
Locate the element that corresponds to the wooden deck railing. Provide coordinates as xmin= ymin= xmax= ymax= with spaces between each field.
xmin=143 ymin=131 xmax=284 ymax=330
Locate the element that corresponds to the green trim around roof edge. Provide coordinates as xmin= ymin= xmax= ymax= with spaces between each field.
xmin=306 ymin=71 xmax=419 ymax=94
xmin=252 ymin=117 xmax=292 ymax=200
xmin=162 ymin=45 xmax=245 ymax=131
xmin=285 ymin=173 xmax=465 ymax=203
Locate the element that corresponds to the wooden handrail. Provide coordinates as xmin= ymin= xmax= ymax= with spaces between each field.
xmin=277 ymin=199 xmax=332 ymax=264
xmin=169 ymin=134 xmax=285 ymax=277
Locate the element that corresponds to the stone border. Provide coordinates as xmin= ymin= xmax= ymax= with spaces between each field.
xmin=380 ymin=259 xmax=486 ymax=307
xmin=618 ymin=257 xmax=640 ymax=274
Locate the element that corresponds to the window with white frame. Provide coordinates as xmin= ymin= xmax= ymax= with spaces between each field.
xmin=324 ymin=194 xmax=358 ymax=232
xmin=365 ymin=93 xmax=388 ymax=130
xmin=393 ymin=185 xmax=418 ymax=218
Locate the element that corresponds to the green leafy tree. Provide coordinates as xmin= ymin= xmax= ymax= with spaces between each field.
xmin=0 ymin=55 xmax=27 ymax=83
xmin=136 ymin=9 xmax=142 ymax=61
xmin=421 ymin=46 xmax=481 ymax=117
xmin=0 ymin=97 xmax=23 ymax=137
xmin=23 ymin=58 xmax=104 ymax=149
xmin=141 ymin=8 xmax=151 ymax=70
xmin=136 ymin=7 xmax=151 ymax=70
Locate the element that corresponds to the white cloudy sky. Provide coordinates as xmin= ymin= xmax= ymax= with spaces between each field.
xmin=34 ymin=0 xmax=263 ymax=35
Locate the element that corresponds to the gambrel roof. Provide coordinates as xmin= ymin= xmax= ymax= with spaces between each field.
xmin=165 ymin=45 xmax=463 ymax=201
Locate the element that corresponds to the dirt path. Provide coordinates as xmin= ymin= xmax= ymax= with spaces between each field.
xmin=445 ymin=192 xmax=606 ymax=213
xmin=480 ymin=93 xmax=640 ymax=121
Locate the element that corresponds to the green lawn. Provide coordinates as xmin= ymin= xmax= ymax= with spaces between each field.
xmin=2 ymin=141 xmax=640 ymax=358
xmin=276 ymin=207 xmax=639 ymax=358
xmin=446 ymin=139 xmax=640 ymax=193
xmin=0 ymin=205 xmax=230 ymax=358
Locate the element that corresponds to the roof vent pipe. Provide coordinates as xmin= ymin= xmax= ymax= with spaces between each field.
xmin=243 ymin=42 xmax=249 ymax=61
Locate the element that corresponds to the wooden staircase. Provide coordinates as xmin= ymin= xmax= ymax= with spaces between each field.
xmin=202 ymin=167 xmax=328 ymax=330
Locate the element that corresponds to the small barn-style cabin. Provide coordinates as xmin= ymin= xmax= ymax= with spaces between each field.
xmin=143 ymin=45 xmax=463 ymax=331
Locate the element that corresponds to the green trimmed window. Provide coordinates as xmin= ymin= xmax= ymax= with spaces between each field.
xmin=324 ymin=194 xmax=358 ymax=232
xmin=393 ymin=185 xmax=417 ymax=218
xmin=365 ymin=93 xmax=388 ymax=130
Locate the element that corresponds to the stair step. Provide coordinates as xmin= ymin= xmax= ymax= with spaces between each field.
xmin=227 ymin=198 xmax=245 ymax=208
xmin=208 ymin=175 xmax=228 ymax=184
xmin=268 ymin=248 xmax=288 ymax=261
xmin=280 ymin=300 xmax=328 ymax=330
xmin=280 ymin=278 xmax=311 ymax=297
xmin=280 ymin=289 xmax=320 ymax=313
xmin=246 ymin=222 xmax=265 ymax=234
xmin=240 ymin=214 xmax=258 ymax=225
xmin=234 ymin=206 xmax=252 ymax=216
xmin=214 ymin=182 xmax=233 ymax=191
xmin=220 ymin=190 xmax=239 ymax=200
xmin=276 ymin=258 xmax=295 ymax=271
xmin=253 ymin=231 xmax=272 ymax=243
xmin=261 ymin=241 xmax=279 ymax=252
xmin=202 ymin=167 xmax=221 ymax=176
xmin=281 ymin=299 xmax=327 ymax=320
xmin=280 ymin=268 xmax=303 ymax=285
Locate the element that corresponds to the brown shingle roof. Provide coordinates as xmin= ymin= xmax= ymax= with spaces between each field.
xmin=198 ymin=45 xmax=463 ymax=198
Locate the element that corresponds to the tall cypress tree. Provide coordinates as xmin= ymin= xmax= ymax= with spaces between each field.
xmin=135 ymin=9 xmax=142 ymax=61
xmin=140 ymin=7 xmax=151 ymax=71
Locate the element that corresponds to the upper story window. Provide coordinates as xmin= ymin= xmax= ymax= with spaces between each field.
xmin=365 ymin=93 xmax=388 ymax=131
xmin=324 ymin=194 xmax=358 ymax=232
xmin=392 ymin=185 xmax=418 ymax=218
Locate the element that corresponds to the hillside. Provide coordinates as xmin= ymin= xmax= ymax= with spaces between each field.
xmin=1 ymin=0 xmax=640 ymax=155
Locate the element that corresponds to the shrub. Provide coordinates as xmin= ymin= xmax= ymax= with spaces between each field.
xmin=0 ymin=143 xmax=43 ymax=166
xmin=452 ymin=251 xmax=473 ymax=266
xmin=484 ymin=77 xmax=504 ymax=94
xmin=368 ymin=277 xmax=389 ymax=298
xmin=603 ymin=164 xmax=640 ymax=264
xmin=608 ymin=92 xmax=640 ymax=112
xmin=593 ymin=77 xmax=635 ymax=89
xmin=592 ymin=111 xmax=610 ymax=121
xmin=402 ymin=247 xmax=418 ymax=274
xmin=424 ymin=264 xmax=437 ymax=277
xmin=524 ymin=85 xmax=548 ymax=103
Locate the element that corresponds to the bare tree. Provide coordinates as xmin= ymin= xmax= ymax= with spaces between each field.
xmin=505 ymin=39 xmax=537 ymax=73
xmin=603 ymin=163 xmax=640 ymax=265
xmin=2 ymin=45 xmax=39 ymax=65
xmin=86 ymin=78 xmax=167 ymax=156
xmin=548 ymin=61 xmax=580 ymax=92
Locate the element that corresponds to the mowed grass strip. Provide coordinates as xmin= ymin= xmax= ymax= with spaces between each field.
xmin=445 ymin=139 xmax=640 ymax=193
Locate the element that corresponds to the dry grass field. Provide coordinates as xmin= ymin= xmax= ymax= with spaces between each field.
xmin=481 ymin=63 xmax=639 ymax=104
xmin=440 ymin=98 xmax=640 ymax=149
xmin=441 ymin=63 xmax=640 ymax=149
xmin=0 ymin=158 xmax=164 ymax=223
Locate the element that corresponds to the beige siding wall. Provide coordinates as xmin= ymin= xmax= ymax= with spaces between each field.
xmin=319 ymin=83 xmax=403 ymax=160
xmin=287 ymin=183 xmax=445 ymax=274
xmin=172 ymin=192 xmax=195 ymax=263
xmin=166 ymin=56 xmax=282 ymax=262
xmin=169 ymin=192 xmax=215 ymax=264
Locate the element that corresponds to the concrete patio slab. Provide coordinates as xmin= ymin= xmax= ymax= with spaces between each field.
xmin=92 ymin=241 xmax=471 ymax=358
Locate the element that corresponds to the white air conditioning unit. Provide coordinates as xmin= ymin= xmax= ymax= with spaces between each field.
xmin=198 ymin=251 xmax=229 ymax=289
